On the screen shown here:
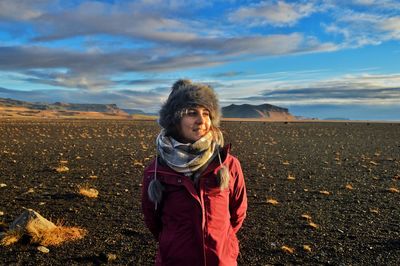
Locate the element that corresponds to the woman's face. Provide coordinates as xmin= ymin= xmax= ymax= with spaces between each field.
xmin=178 ymin=106 xmax=211 ymax=143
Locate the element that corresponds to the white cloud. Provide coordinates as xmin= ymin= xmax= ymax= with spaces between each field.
xmin=377 ymin=17 xmax=400 ymax=39
xmin=350 ymin=0 xmax=400 ymax=9
xmin=226 ymin=72 xmax=400 ymax=107
xmin=229 ymin=1 xmax=317 ymax=27
xmin=323 ymin=7 xmax=400 ymax=47
xmin=0 ymin=0 xmax=50 ymax=20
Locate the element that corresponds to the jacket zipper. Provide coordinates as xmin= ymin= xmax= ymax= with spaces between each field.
xmin=199 ymin=179 xmax=207 ymax=266
xmin=149 ymin=164 xmax=222 ymax=265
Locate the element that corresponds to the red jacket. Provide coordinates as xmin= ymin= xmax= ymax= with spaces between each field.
xmin=142 ymin=145 xmax=247 ymax=266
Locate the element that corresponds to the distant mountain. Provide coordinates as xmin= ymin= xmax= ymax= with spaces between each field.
xmin=0 ymin=97 xmax=127 ymax=115
xmin=122 ymin=108 xmax=157 ymax=116
xmin=1 ymin=97 xmax=295 ymax=120
xmin=323 ymin=117 xmax=350 ymax=121
xmin=222 ymin=103 xmax=295 ymax=120
xmin=122 ymin=108 xmax=145 ymax=115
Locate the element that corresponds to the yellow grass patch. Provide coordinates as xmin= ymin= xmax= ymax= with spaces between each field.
xmin=78 ymin=185 xmax=99 ymax=198
xmin=345 ymin=184 xmax=353 ymax=190
xmin=387 ymin=187 xmax=399 ymax=193
xmin=287 ymin=174 xmax=296 ymax=180
xmin=308 ymin=222 xmax=319 ymax=229
xmin=303 ymin=245 xmax=312 ymax=252
xmin=1 ymin=210 xmax=86 ymax=247
xmin=319 ymin=190 xmax=330 ymax=195
xmin=301 ymin=214 xmax=312 ymax=221
xmin=1 ymin=231 xmax=22 ymax=246
xmin=133 ymin=160 xmax=144 ymax=168
xmin=369 ymin=208 xmax=379 ymax=214
xmin=26 ymin=220 xmax=86 ymax=246
xmin=281 ymin=245 xmax=295 ymax=254
xmin=55 ymin=165 xmax=69 ymax=173
xmin=2 ymin=223 xmax=86 ymax=247
xmin=266 ymin=198 xmax=279 ymax=205
xmin=282 ymin=161 xmax=290 ymax=165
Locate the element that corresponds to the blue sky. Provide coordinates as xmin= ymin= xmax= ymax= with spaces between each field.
xmin=1 ymin=0 xmax=400 ymax=120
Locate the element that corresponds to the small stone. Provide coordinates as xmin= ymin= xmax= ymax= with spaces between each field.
xmin=0 ymin=183 xmax=7 ymax=188
xmin=37 ymin=246 xmax=50 ymax=253
xmin=107 ymin=253 xmax=117 ymax=261
xmin=303 ymin=245 xmax=312 ymax=252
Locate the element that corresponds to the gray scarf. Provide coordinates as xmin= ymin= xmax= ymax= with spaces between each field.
xmin=156 ymin=129 xmax=223 ymax=175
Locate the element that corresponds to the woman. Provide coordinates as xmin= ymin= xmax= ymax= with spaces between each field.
xmin=142 ymin=79 xmax=247 ymax=266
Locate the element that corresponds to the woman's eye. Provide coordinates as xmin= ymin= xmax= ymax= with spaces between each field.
xmin=186 ymin=110 xmax=198 ymax=116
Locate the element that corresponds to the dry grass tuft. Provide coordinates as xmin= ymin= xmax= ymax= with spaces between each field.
xmin=1 ymin=210 xmax=87 ymax=247
xmin=319 ymin=190 xmax=330 ymax=195
xmin=387 ymin=187 xmax=399 ymax=193
xmin=1 ymin=231 xmax=22 ymax=246
xmin=26 ymin=220 xmax=86 ymax=246
xmin=345 ymin=184 xmax=353 ymax=190
xmin=78 ymin=185 xmax=99 ymax=198
xmin=308 ymin=221 xmax=319 ymax=229
xmin=287 ymin=174 xmax=296 ymax=180
xmin=266 ymin=198 xmax=279 ymax=205
xmin=55 ymin=165 xmax=69 ymax=173
xmin=301 ymin=214 xmax=312 ymax=221
xmin=303 ymin=245 xmax=312 ymax=252
xmin=369 ymin=208 xmax=379 ymax=214
xmin=281 ymin=245 xmax=295 ymax=254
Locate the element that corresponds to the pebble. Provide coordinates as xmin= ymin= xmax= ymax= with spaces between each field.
xmin=37 ymin=246 xmax=50 ymax=253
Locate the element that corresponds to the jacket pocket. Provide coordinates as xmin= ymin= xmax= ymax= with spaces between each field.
xmin=228 ymin=226 xmax=239 ymax=259
xmin=159 ymin=228 xmax=175 ymax=258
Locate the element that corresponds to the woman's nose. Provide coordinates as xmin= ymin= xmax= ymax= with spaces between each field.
xmin=196 ymin=113 xmax=206 ymax=124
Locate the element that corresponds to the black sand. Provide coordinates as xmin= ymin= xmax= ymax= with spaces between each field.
xmin=0 ymin=120 xmax=399 ymax=265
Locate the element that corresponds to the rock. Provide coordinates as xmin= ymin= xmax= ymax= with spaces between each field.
xmin=37 ymin=246 xmax=50 ymax=253
xmin=10 ymin=209 xmax=56 ymax=232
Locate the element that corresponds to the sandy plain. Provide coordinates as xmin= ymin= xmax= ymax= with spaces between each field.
xmin=0 ymin=119 xmax=399 ymax=265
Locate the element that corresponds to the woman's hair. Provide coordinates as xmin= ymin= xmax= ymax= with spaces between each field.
xmin=158 ymin=79 xmax=221 ymax=136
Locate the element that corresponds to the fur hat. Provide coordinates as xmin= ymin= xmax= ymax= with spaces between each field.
xmin=159 ymin=79 xmax=221 ymax=134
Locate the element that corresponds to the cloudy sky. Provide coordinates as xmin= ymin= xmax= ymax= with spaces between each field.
xmin=1 ymin=0 xmax=400 ymax=120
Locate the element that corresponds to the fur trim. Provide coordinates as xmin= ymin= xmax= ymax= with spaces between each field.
xmin=148 ymin=179 xmax=164 ymax=204
xmin=159 ymin=79 xmax=221 ymax=135
xmin=217 ymin=165 xmax=230 ymax=190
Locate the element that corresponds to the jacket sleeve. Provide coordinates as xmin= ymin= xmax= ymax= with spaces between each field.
xmin=229 ymin=157 xmax=248 ymax=233
xmin=141 ymin=166 xmax=162 ymax=240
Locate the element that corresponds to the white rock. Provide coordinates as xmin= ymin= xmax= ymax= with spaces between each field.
xmin=10 ymin=209 xmax=56 ymax=232
xmin=37 ymin=246 xmax=50 ymax=253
